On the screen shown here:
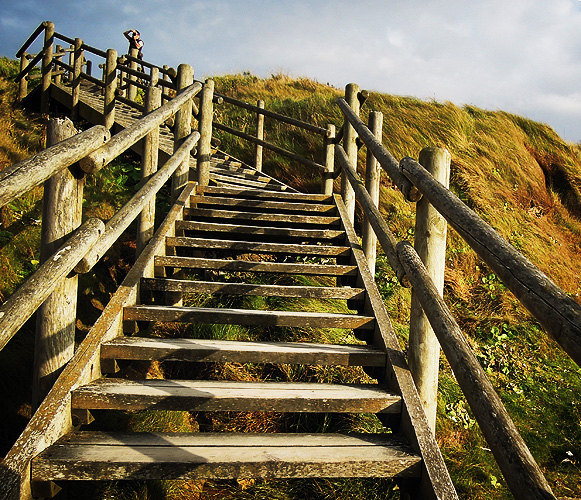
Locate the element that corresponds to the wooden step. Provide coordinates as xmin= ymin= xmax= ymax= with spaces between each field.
xmin=184 ymin=207 xmax=341 ymax=226
xmin=124 ymin=305 xmax=375 ymax=330
xmin=154 ymin=256 xmax=357 ymax=276
xmin=165 ymin=237 xmax=351 ymax=257
xmin=190 ymin=195 xmax=336 ymax=214
xmin=210 ymin=173 xmax=284 ymax=190
xmin=32 ymin=432 xmax=421 ymax=481
xmin=140 ymin=278 xmax=365 ymax=300
xmin=210 ymin=166 xmax=271 ymax=182
xmin=175 ymin=220 xmax=344 ymax=240
xmin=200 ymin=185 xmax=330 ymax=202
xmin=101 ymin=337 xmax=385 ymax=366
xmin=72 ymin=379 xmax=401 ymax=413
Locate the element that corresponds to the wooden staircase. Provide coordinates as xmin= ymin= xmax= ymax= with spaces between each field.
xmin=30 ymin=184 xmax=426 ymax=490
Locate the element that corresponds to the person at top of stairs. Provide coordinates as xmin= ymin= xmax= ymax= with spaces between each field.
xmin=123 ymin=28 xmax=144 ymax=59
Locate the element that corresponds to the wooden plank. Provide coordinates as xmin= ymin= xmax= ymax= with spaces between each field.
xmin=175 ymin=220 xmax=344 ymax=239
xmin=191 ymin=195 xmax=336 ymax=213
xmin=123 ymin=305 xmax=375 ymax=330
xmin=101 ymin=337 xmax=385 ymax=366
xmin=71 ymin=379 xmax=401 ymax=413
xmin=154 ymin=256 xmax=357 ymax=276
xmin=209 ymin=172 xmax=282 ymax=190
xmin=165 ymin=237 xmax=351 ymax=257
xmin=200 ymin=185 xmax=331 ymax=202
xmin=185 ymin=207 xmax=341 ymax=226
xmin=32 ymin=431 xmax=421 ymax=481
xmin=140 ymin=278 xmax=365 ymax=300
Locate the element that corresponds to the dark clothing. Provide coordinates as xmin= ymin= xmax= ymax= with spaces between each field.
xmin=123 ymin=30 xmax=144 ymax=59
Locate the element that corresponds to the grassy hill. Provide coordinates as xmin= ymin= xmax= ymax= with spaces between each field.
xmin=0 ymin=62 xmax=579 ymax=498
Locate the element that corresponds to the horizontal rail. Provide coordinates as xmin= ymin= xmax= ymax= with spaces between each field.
xmin=214 ymin=121 xmax=326 ymax=172
xmin=216 ymin=93 xmax=330 ymax=137
xmin=76 ymin=131 xmax=200 ymax=273
xmin=335 ymin=144 xmax=406 ymax=282
xmin=0 ymin=218 xmax=104 ymax=353
xmin=118 ymin=64 xmax=149 ymax=80
xmin=53 ymin=58 xmax=72 ymax=73
xmin=115 ymin=93 xmax=145 ymax=113
xmin=16 ymin=21 xmax=47 ymax=58
xmin=123 ymin=53 xmax=172 ymax=76
xmin=336 ymin=97 xmax=421 ymax=202
xmin=80 ymin=72 xmax=104 ymax=88
xmin=80 ymin=81 xmax=202 ymax=173
xmin=0 ymin=125 xmax=110 ymax=208
xmin=14 ymin=51 xmax=44 ymax=81
xmin=53 ymin=32 xmax=75 ymax=46
xmin=396 ymin=241 xmax=556 ymax=500
xmin=54 ymin=32 xmax=107 ymax=58
xmin=399 ymin=157 xmax=581 ymax=366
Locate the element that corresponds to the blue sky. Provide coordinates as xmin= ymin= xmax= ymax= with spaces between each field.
xmin=2 ymin=0 xmax=581 ymax=142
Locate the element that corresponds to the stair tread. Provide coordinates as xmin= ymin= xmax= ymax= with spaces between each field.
xmin=124 ymin=305 xmax=375 ymax=330
xmin=200 ymin=185 xmax=331 ymax=202
xmin=191 ymin=195 xmax=336 ymax=213
xmin=72 ymin=379 xmax=401 ymax=413
xmin=32 ymin=431 xmax=421 ymax=481
xmin=101 ymin=337 xmax=386 ymax=366
xmin=184 ymin=207 xmax=340 ymax=225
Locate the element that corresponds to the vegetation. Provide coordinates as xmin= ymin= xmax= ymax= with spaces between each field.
xmin=0 ymin=64 xmax=580 ymax=499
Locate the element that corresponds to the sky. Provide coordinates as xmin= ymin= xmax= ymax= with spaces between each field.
xmin=2 ymin=0 xmax=581 ymax=142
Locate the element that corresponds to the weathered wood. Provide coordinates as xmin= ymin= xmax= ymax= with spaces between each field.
xmin=136 ymin=85 xmax=162 ymax=256
xmin=75 ymin=130 xmax=200 ymax=273
xmin=334 ymin=195 xmax=458 ymax=500
xmin=126 ymin=47 xmax=139 ymax=101
xmin=197 ymin=79 xmax=214 ymax=186
xmin=341 ymin=83 xmax=359 ymax=224
xmin=191 ymin=195 xmax=335 ymax=213
xmin=0 ymin=218 xmax=103 ymax=353
xmin=0 ymin=126 xmax=109 ymax=210
xmin=335 ymin=145 xmax=407 ymax=283
xmin=185 ymin=207 xmax=340 ymax=226
xmin=208 ymin=171 xmax=282 ymax=190
xmin=255 ymin=99 xmax=265 ymax=171
xmin=175 ymin=220 xmax=344 ymax=240
xmin=72 ymin=379 xmax=400 ymax=413
xmin=101 ymin=337 xmax=384 ymax=366
xmin=33 ymin=118 xmax=85 ymax=409
xmin=40 ymin=21 xmax=54 ymax=113
xmin=0 ymin=184 xmax=196 ymax=500
xmin=323 ymin=123 xmax=336 ymax=195
xmin=199 ymin=185 xmax=330 ymax=202
xmin=70 ymin=38 xmax=83 ymax=120
xmin=80 ymin=81 xmax=202 ymax=174
xmin=18 ymin=53 xmax=28 ymax=100
xmin=362 ymin=111 xmax=382 ymax=277
xmin=103 ymin=48 xmax=117 ymax=129
xmin=336 ymin=98 xmax=421 ymax=203
xmin=16 ymin=21 xmax=47 ymax=58
xmin=172 ymin=64 xmax=194 ymax=200
xmin=408 ymin=147 xmax=450 ymax=433
xmin=166 ymin=236 xmax=351 ymax=257
xmin=32 ymin=432 xmax=420 ymax=481
xmin=399 ymin=156 xmax=581 ymax=367
xmin=397 ymin=240 xmax=556 ymax=500
xmin=124 ymin=304 xmax=375 ymax=330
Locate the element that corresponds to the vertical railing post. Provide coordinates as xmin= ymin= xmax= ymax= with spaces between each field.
xmin=149 ymin=66 xmax=159 ymax=88
xmin=323 ymin=124 xmax=335 ymax=195
xmin=127 ymin=47 xmax=139 ymax=102
xmin=33 ymin=117 xmax=84 ymax=409
xmin=342 ymin=83 xmax=360 ymax=224
xmin=408 ymin=146 xmax=451 ymax=433
xmin=362 ymin=111 xmax=383 ymax=277
xmin=53 ymin=45 xmax=63 ymax=85
xmin=137 ymin=85 xmax=162 ymax=256
xmin=68 ymin=46 xmax=74 ymax=83
xmin=85 ymin=59 xmax=92 ymax=77
xmin=197 ymin=78 xmax=215 ymax=186
xmin=71 ymin=38 xmax=83 ymax=121
xmin=103 ymin=48 xmax=117 ymax=130
xmin=171 ymin=63 xmax=194 ymax=200
xmin=18 ymin=53 xmax=29 ymax=101
xmin=162 ymin=65 xmax=171 ymax=104
xmin=255 ymin=99 xmax=265 ymax=171
xmin=40 ymin=21 xmax=54 ymax=114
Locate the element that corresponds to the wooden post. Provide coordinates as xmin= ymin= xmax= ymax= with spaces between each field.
xmin=197 ymin=78 xmax=214 ymax=186
xmin=255 ymin=99 xmax=265 ymax=171
xmin=162 ymin=65 xmax=171 ymax=104
xmin=150 ymin=66 xmax=159 ymax=88
xmin=40 ymin=21 xmax=54 ymax=114
xmin=407 ymin=146 xmax=451 ymax=433
xmin=71 ymin=38 xmax=83 ymax=121
xmin=127 ymin=47 xmax=139 ymax=102
xmin=68 ymin=46 xmax=74 ymax=83
xmin=103 ymin=48 xmax=117 ymax=130
xmin=33 ymin=117 xmax=85 ymax=410
xmin=53 ymin=45 xmax=63 ymax=85
xmin=362 ymin=111 xmax=383 ymax=277
xmin=172 ymin=63 xmax=194 ymax=200
xmin=323 ymin=124 xmax=335 ymax=195
xmin=18 ymin=53 xmax=29 ymax=101
xmin=342 ymin=83 xmax=360 ymax=224
xmin=137 ymin=85 xmax=162 ymax=256
xmin=85 ymin=59 xmax=92 ymax=76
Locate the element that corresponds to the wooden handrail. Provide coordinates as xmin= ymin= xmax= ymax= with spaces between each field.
xmin=15 ymin=21 xmax=48 ymax=58
xmin=0 ymin=125 xmax=110 ymax=209
xmin=0 ymin=218 xmax=104 ymax=353
xmin=14 ymin=51 xmax=44 ymax=81
xmin=396 ymin=241 xmax=556 ymax=500
xmin=399 ymin=156 xmax=581 ymax=366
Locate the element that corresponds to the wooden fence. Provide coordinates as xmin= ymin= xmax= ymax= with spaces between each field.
xmin=3 ymin=20 xmax=578 ymax=500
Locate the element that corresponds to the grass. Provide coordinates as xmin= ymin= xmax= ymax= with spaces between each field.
xmin=1 ymin=67 xmax=580 ymax=498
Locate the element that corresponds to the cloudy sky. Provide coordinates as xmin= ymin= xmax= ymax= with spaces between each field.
xmin=2 ymin=0 xmax=581 ymax=142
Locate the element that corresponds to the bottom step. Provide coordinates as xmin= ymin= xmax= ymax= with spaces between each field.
xmin=32 ymin=432 xmax=421 ymax=481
